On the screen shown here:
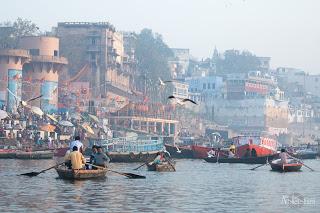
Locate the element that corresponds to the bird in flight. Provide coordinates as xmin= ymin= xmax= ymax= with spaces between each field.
xmin=159 ymin=78 xmax=173 ymax=86
xmin=168 ymin=95 xmax=198 ymax=105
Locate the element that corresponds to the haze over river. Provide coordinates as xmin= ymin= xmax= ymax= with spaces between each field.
xmin=0 ymin=159 xmax=319 ymax=213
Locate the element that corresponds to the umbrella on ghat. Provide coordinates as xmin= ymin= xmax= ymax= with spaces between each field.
xmin=88 ymin=114 xmax=99 ymax=123
xmin=0 ymin=110 xmax=8 ymax=120
xmin=81 ymin=123 xmax=95 ymax=135
xmin=40 ymin=124 xmax=56 ymax=132
xmin=30 ymin=106 xmax=44 ymax=117
xmin=58 ymin=120 xmax=74 ymax=127
xmin=46 ymin=114 xmax=58 ymax=123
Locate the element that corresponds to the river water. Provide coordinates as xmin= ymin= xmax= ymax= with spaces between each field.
xmin=0 ymin=158 xmax=319 ymax=213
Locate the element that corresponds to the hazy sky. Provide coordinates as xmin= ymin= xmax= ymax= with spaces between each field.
xmin=1 ymin=0 xmax=319 ymax=73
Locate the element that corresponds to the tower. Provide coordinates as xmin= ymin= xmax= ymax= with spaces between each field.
xmin=0 ymin=49 xmax=30 ymax=112
xmin=19 ymin=36 xmax=68 ymax=113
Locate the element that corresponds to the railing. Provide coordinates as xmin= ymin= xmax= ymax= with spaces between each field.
xmin=89 ymin=136 xmax=164 ymax=153
xmin=31 ymin=55 xmax=68 ymax=64
xmin=0 ymin=49 xmax=30 ymax=58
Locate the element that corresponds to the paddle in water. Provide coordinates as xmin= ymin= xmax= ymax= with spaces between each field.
xmin=289 ymin=156 xmax=315 ymax=172
xmin=86 ymin=163 xmax=146 ymax=179
xmin=250 ymin=157 xmax=269 ymax=170
xmin=133 ymin=162 xmax=147 ymax=170
xmin=20 ymin=162 xmax=64 ymax=177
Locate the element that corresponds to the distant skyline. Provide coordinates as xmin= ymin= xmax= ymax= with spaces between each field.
xmin=0 ymin=0 xmax=319 ymax=73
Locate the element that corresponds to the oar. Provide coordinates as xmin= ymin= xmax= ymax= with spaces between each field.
xmin=165 ymin=157 xmax=176 ymax=172
xmin=20 ymin=162 xmax=64 ymax=177
xmin=250 ymin=157 xmax=269 ymax=171
xmin=133 ymin=162 xmax=147 ymax=170
xmin=86 ymin=164 xmax=146 ymax=179
xmin=289 ymin=155 xmax=315 ymax=171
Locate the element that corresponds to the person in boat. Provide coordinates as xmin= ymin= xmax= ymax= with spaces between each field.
xmin=149 ymin=152 xmax=162 ymax=165
xmin=208 ymin=148 xmax=216 ymax=158
xmin=64 ymin=149 xmax=72 ymax=169
xmin=228 ymin=144 xmax=236 ymax=158
xmin=229 ymin=144 xmax=236 ymax=154
xmin=251 ymin=148 xmax=257 ymax=157
xmin=93 ymin=146 xmax=110 ymax=168
xmin=66 ymin=146 xmax=86 ymax=170
xmin=90 ymin=145 xmax=98 ymax=164
xmin=244 ymin=148 xmax=251 ymax=158
xmin=279 ymin=148 xmax=289 ymax=164
xmin=69 ymin=136 xmax=84 ymax=153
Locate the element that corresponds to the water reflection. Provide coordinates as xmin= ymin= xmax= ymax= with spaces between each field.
xmin=0 ymin=159 xmax=319 ymax=212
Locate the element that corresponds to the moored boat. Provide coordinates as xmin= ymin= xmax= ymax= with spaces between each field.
xmin=15 ymin=150 xmax=54 ymax=159
xmin=291 ymin=149 xmax=318 ymax=160
xmin=164 ymin=144 xmax=194 ymax=159
xmin=270 ymin=159 xmax=302 ymax=172
xmin=89 ymin=136 xmax=164 ymax=163
xmin=204 ymin=154 xmax=278 ymax=164
xmin=55 ymin=165 xmax=107 ymax=180
xmin=191 ymin=145 xmax=212 ymax=159
xmin=233 ymin=136 xmax=278 ymax=157
xmin=147 ymin=162 xmax=176 ymax=172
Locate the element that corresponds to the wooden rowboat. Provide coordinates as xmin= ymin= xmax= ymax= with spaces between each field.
xmin=147 ymin=162 xmax=176 ymax=172
xmin=270 ymin=159 xmax=302 ymax=172
xmin=55 ymin=165 xmax=107 ymax=180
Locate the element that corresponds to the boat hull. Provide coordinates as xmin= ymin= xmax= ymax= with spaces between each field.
xmin=191 ymin=145 xmax=212 ymax=159
xmin=15 ymin=151 xmax=54 ymax=159
xmin=56 ymin=166 xmax=107 ymax=180
xmin=270 ymin=161 xmax=302 ymax=172
xmin=292 ymin=152 xmax=317 ymax=160
xmin=165 ymin=144 xmax=194 ymax=159
xmin=147 ymin=162 xmax=175 ymax=172
xmin=236 ymin=144 xmax=276 ymax=158
xmin=204 ymin=154 xmax=278 ymax=164
xmin=107 ymin=150 xmax=158 ymax=163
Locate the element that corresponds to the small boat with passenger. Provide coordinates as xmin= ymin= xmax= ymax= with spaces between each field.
xmin=147 ymin=161 xmax=176 ymax=172
xmin=270 ymin=159 xmax=302 ymax=172
xmin=55 ymin=165 xmax=107 ymax=180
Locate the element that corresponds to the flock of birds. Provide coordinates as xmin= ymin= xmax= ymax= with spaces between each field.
xmin=158 ymin=78 xmax=198 ymax=106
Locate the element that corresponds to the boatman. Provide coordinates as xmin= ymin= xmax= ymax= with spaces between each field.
xmin=69 ymin=136 xmax=84 ymax=153
xmin=279 ymin=148 xmax=289 ymax=164
xmin=66 ymin=146 xmax=86 ymax=170
xmin=149 ymin=152 xmax=162 ymax=165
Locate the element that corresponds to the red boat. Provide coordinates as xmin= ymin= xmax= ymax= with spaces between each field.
xmin=270 ymin=159 xmax=302 ymax=172
xmin=191 ymin=145 xmax=212 ymax=159
xmin=233 ymin=136 xmax=277 ymax=158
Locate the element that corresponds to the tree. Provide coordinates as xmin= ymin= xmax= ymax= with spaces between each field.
xmin=135 ymin=29 xmax=173 ymax=102
xmin=216 ymin=49 xmax=260 ymax=74
xmin=0 ymin=18 xmax=39 ymax=48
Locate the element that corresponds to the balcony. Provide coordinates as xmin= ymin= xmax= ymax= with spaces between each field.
xmin=31 ymin=55 xmax=68 ymax=65
xmin=0 ymin=49 xmax=30 ymax=58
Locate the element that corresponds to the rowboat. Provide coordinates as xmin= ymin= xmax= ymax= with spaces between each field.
xmin=147 ymin=162 xmax=176 ymax=172
xmin=204 ymin=154 xmax=278 ymax=164
xmin=55 ymin=165 xmax=107 ymax=180
xmin=270 ymin=159 xmax=302 ymax=172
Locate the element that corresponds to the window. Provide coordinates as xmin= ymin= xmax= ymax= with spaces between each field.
xmin=203 ymin=83 xmax=206 ymax=89
xmin=212 ymin=83 xmax=215 ymax=89
xmin=208 ymin=83 xmax=210 ymax=89
xmin=54 ymin=50 xmax=58 ymax=57
xmin=29 ymin=49 xmax=39 ymax=56
xmin=92 ymin=38 xmax=96 ymax=45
